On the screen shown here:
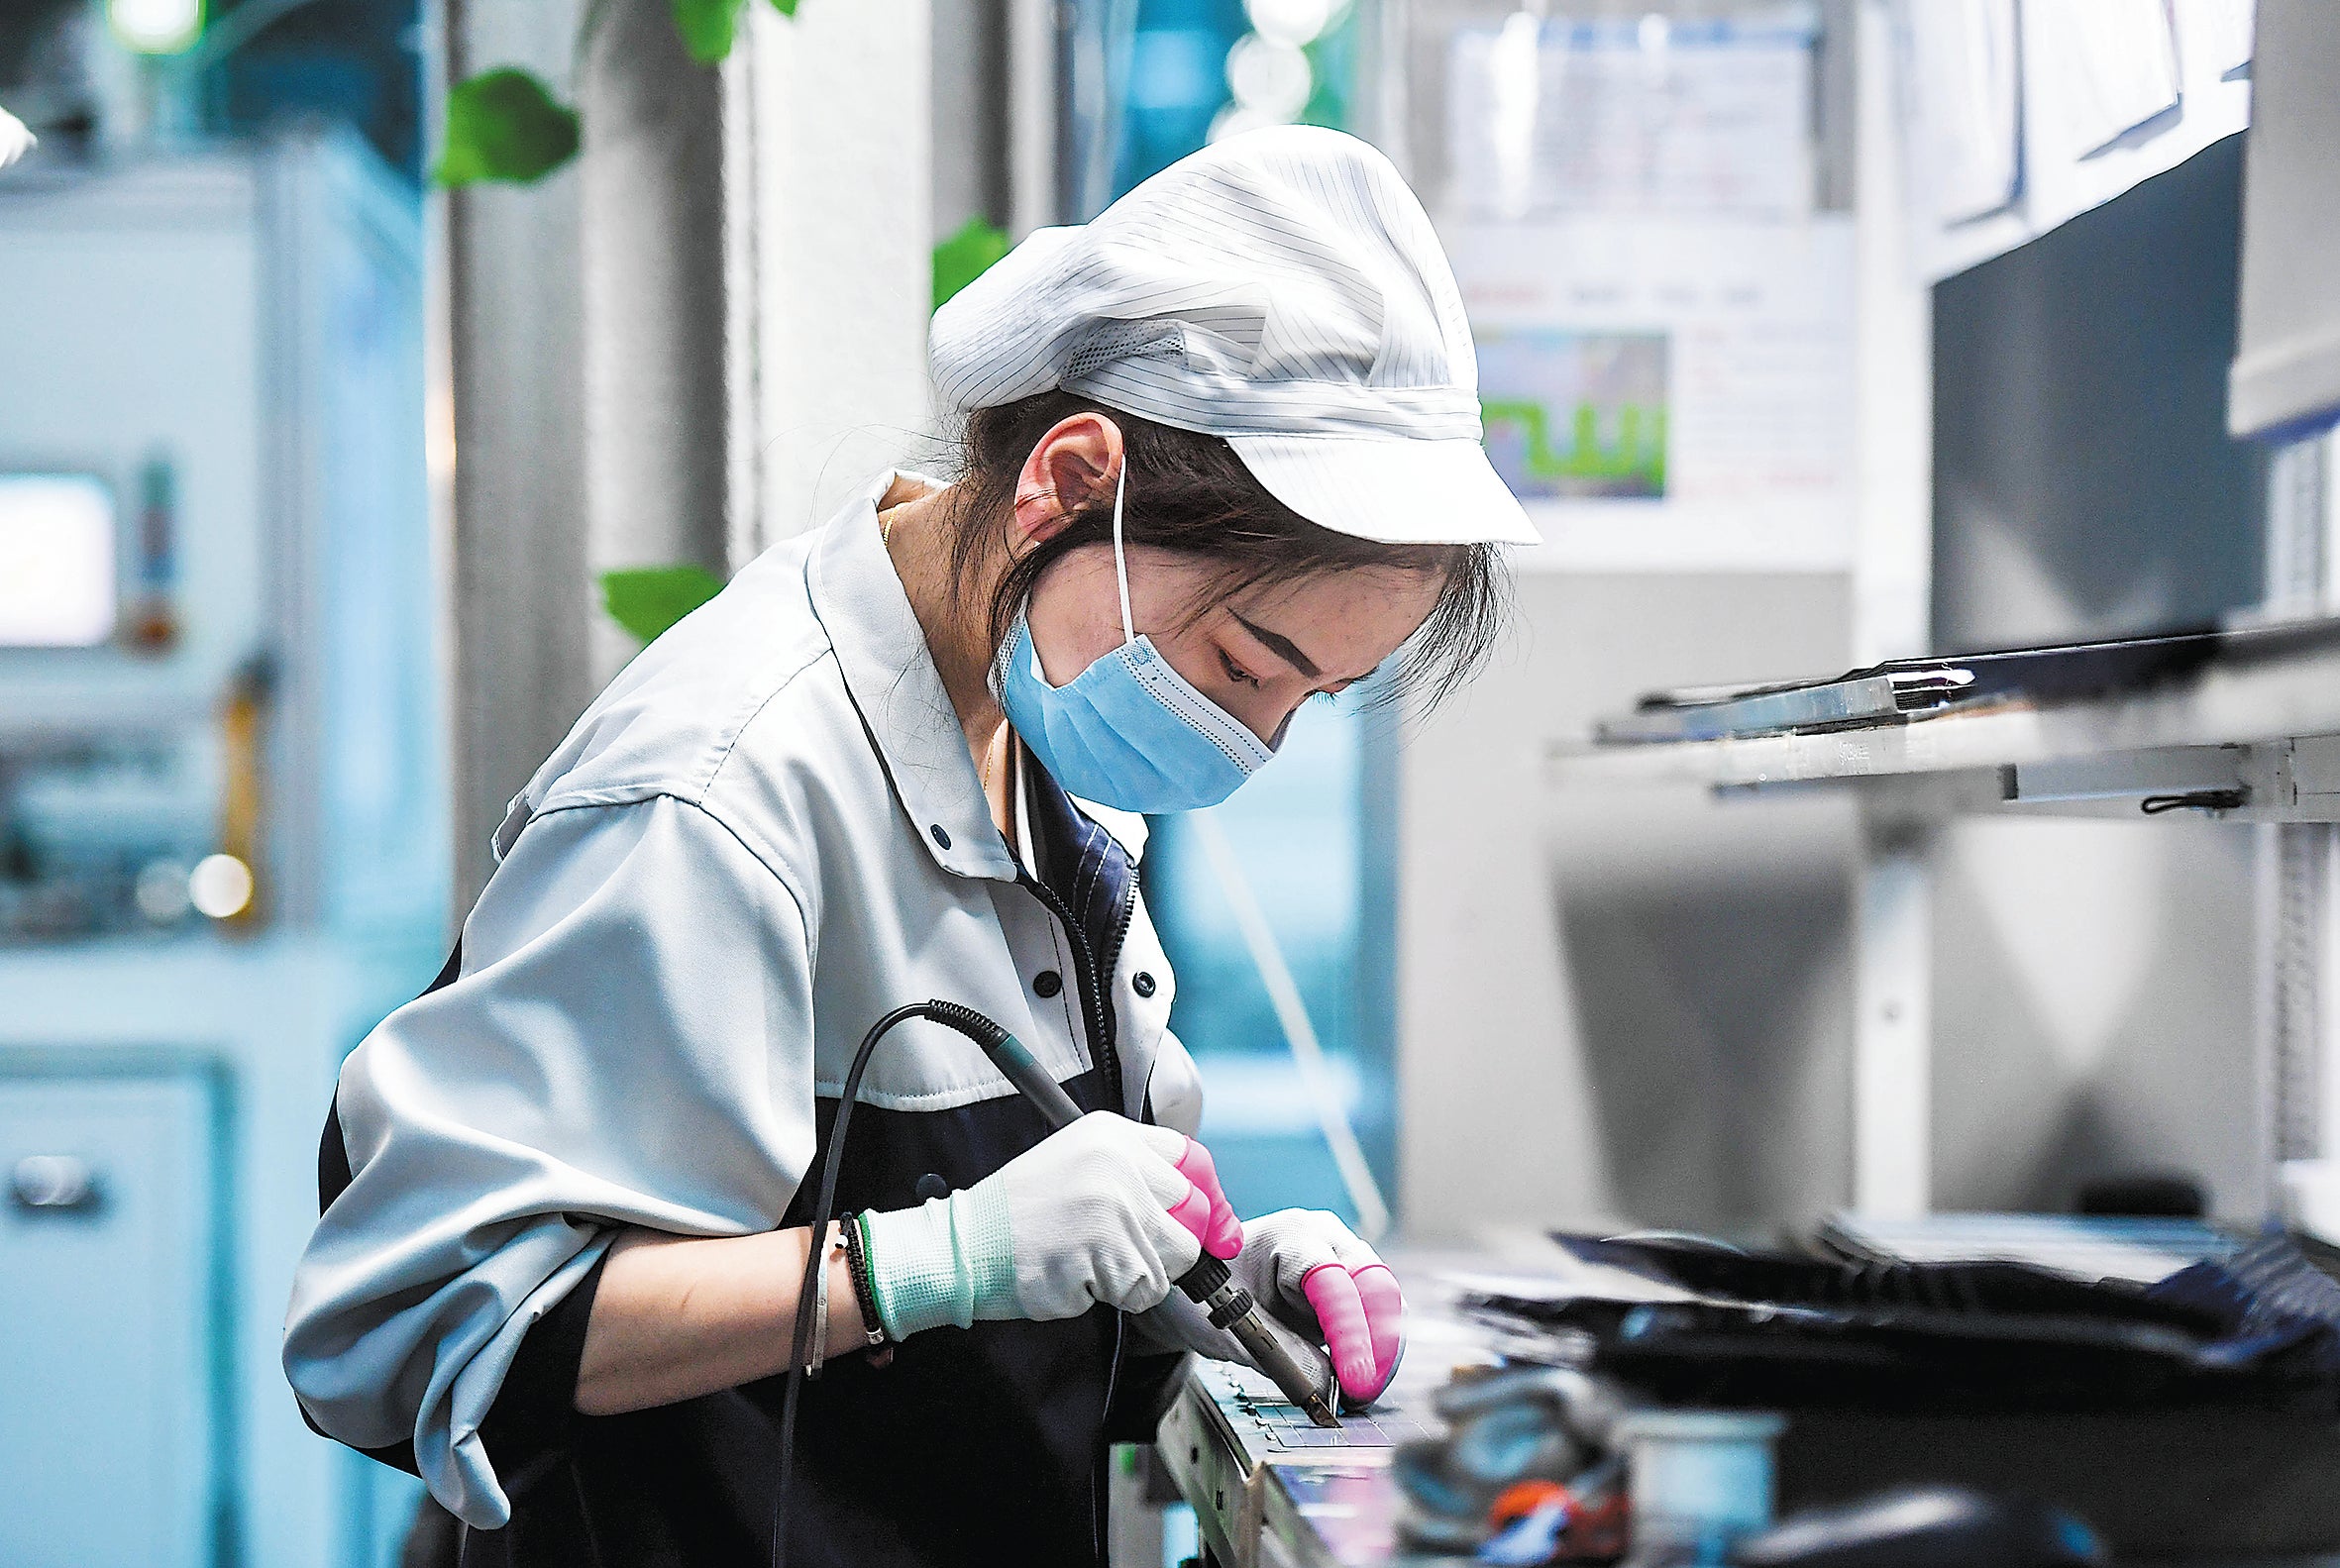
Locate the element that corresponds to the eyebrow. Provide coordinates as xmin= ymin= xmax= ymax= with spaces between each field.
xmin=1229 ymin=609 xmax=1324 ymax=681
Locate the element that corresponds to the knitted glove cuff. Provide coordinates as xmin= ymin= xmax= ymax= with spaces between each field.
xmin=858 ymin=1186 xmax=1015 ymax=1340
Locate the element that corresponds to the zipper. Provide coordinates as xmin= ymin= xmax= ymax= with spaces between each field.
xmin=1016 ymin=869 xmax=1131 ymax=1114
xmin=1018 ymin=831 xmax=1143 ymax=1562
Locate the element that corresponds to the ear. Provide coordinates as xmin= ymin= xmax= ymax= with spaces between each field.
xmin=1010 ymin=413 xmax=1125 ymax=554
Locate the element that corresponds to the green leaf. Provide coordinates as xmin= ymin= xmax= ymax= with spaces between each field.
xmin=932 ymin=216 xmax=1012 ymax=312
xmin=434 ymin=68 xmax=580 ymax=187
xmin=601 ymin=565 xmax=727 ymax=645
xmin=767 ymin=0 xmax=798 ymax=14
xmin=672 ymin=0 xmax=747 ymax=62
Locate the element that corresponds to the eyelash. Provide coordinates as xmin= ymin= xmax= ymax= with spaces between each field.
xmin=1219 ymin=649 xmax=1260 ymax=688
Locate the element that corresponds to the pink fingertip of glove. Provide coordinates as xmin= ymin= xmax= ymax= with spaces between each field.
xmin=1301 ymin=1263 xmax=1382 ymax=1401
xmin=1165 ymin=1186 xmax=1217 ymax=1254
xmin=1353 ymin=1263 xmax=1406 ymax=1387
xmin=1173 ymin=1138 xmax=1245 ymax=1259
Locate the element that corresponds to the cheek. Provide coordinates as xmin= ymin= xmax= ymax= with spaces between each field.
xmin=1143 ymin=624 xmax=1221 ymax=695
xmin=1023 ymin=562 xmax=1125 ymax=686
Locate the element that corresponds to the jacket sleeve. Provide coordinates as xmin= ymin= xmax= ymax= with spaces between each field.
xmin=282 ymin=795 xmax=817 ymax=1528
xmin=1147 ymin=1026 xmax=1205 ymax=1137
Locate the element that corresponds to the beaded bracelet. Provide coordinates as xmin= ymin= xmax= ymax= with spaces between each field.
xmin=841 ymin=1211 xmax=891 ymax=1358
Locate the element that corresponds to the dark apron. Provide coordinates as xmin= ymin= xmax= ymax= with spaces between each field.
xmin=311 ymin=761 xmax=1180 ymax=1568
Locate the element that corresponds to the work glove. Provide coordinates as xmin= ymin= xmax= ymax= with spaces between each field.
xmin=858 ymin=1111 xmax=1242 ymax=1338
xmin=1132 ymin=1208 xmax=1405 ymax=1407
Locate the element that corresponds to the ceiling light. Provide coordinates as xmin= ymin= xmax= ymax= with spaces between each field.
xmin=190 ymin=854 xmax=254 ymax=920
xmin=109 ymin=0 xmax=205 ymax=56
xmin=1245 ymin=0 xmax=1334 ymax=49
xmin=1226 ymin=35 xmax=1313 ymax=122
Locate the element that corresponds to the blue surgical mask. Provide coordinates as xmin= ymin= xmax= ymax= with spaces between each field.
xmin=995 ymin=463 xmax=1276 ymax=813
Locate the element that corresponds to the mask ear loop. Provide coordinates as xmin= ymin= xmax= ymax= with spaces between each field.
xmin=1110 ymin=457 xmax=1136 ymax=646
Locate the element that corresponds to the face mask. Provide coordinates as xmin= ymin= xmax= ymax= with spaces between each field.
xmin=995 ymin=462 xmax=1276 ymax=813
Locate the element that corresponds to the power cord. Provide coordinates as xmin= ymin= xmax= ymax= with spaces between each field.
xmin=766 ymin=996 xmax=1323 ymax=1563
xmin=771 ymin=999 xmax=1018 ymax=1568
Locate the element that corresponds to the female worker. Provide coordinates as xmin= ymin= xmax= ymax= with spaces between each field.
xmin=284 ymin=125 xmax=1536 ymax=1567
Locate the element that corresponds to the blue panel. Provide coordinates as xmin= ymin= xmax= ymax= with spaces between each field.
xmin=0 ymin=1066 xmax=221 ymax=1568
xmin=1144 ymin=698 xmax=1397 ymax=1225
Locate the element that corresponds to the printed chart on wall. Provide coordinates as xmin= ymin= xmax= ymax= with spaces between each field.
xmin=1450 ymin=216 xmax=1858 ymax=572
xmin=1445 ymin=10 xmax=1820 ymax=224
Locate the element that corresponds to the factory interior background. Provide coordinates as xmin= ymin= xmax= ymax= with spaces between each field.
xmin=2 ymin=0 xmax=2330 ymax=1563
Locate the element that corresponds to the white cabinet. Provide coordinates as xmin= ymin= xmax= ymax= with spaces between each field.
xmin=0 ymin=1062 xmax=221 ymax=1568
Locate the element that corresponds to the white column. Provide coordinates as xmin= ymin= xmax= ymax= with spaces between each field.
xmin=1854 ymin=822 xmax=1934 ymax=1217
xmin=1008 ymin=0 xmax=1059 ymax=237
xmin=2265 ymin=433 xmax=2340 ymax=1231
xmin=443 ymin=0 xmax=592 ymax=911
xmin=1851 ymin=0 xmax=1933 ymax=668
xmin=580 ymin=0 xmax=732 ymax=686
xmin=1846 ymin=0 xmax=1937 ymax=1217
xmin=733 ymin=0 xmax=935 ymax=547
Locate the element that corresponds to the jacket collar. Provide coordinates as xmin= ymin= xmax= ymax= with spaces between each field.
xmin=806 ymin=470 xmax=1021 ymax=882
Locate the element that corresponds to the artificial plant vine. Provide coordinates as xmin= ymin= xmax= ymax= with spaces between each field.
xmin=437 ymin=0 xmax=799 ymax=187
xmin=438 ymin=0 xmax=1017 ymax=644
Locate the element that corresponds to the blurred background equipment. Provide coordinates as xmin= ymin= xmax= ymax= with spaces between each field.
xmin=0 ymin=3 xmax=443 ymax=1563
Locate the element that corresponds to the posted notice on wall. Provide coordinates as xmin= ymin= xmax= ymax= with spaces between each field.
xmin=1448 ymin=216 xmax=1859 ymax=573
xmin=1444 ymin=9 xmax=1820 ymax=221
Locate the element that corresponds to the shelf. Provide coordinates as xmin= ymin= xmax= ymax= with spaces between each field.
xmin=1549 ymin=631 xmax=2340 ymax=822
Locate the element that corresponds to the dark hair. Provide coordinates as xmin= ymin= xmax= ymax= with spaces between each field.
xmin=946 ymin=391 xmax=1508 ymax=708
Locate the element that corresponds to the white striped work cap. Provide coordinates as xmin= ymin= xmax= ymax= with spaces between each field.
xmin=930 ymin=125 xmax=1539 ymax=548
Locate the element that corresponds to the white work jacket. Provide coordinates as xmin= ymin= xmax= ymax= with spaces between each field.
xmin=282 ymin=470 xmax=1203 ymax=1529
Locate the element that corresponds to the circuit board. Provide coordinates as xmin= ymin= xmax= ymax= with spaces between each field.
xmin=1227 ymin=1388 xmax=1436 ymax=1450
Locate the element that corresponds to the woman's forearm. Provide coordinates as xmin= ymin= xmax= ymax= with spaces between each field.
xmin=575 ymin=1223 xmax=870 ymax=1416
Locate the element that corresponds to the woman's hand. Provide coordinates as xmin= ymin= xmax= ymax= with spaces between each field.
xmin=1236 ymin=1210 xmax=1404 ymax=1404
xmin=1134 ymin=1209 xmax=1404 ymax=1407
xmin=859 ymin=1112 xmax=1241 ymax=1337
xmin=572 ymin=1114 xmax=1238 ymax=1417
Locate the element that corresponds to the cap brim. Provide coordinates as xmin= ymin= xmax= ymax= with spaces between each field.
xmin=1224 ymin=433 xmax=1542 ymax=546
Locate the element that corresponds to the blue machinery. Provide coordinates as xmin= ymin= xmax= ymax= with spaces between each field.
xmin=0 ymin=129 xmax=445 ymax=1568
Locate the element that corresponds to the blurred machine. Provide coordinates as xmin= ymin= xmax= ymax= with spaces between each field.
xmin=0 ymin=127 xmax=446 ymax=1568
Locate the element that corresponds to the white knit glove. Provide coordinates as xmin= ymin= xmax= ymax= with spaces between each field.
xmin=1131 ymin=1208 xmax=1406 ymax=1406
xmin=859 ymin=1112 xmax=1243 ymax=1337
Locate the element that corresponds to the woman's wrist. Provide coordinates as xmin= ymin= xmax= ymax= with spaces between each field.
xmin=810 ymin=1222 xmax=870 ymax=1361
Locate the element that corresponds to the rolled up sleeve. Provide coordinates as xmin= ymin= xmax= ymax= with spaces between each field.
xmin=282 ymin=795 xmax=816 ymax=1527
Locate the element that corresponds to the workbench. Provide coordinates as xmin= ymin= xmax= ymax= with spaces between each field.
xmin=1148 ymin=1252 xmax=2340 ymax=1568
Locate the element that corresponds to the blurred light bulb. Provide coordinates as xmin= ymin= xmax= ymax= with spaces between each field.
xmin=1225 ymin=34 xmax=1313 ymax=122
xmin=189 ymin=853 xmax=253 ymax=920
xmin=1245 ymin=0 xmax=1333 ymax=48
xmin=1209 ymin=104 xmax=1282 ymax=144
xmin=109 ymin=0 xmax=205 ymax=55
